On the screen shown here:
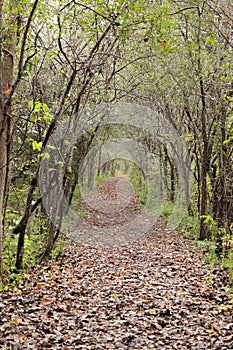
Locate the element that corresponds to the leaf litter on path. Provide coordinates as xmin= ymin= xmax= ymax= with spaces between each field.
xmin=0 ymin=176 xmax=232 ymax=349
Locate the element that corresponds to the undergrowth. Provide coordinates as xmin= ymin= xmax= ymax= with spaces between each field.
xmin=178 ymin=214 xmax=233 ymax=286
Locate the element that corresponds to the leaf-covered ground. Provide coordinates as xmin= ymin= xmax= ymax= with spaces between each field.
xmin=0 ymin=177 xmax=232 ymax=349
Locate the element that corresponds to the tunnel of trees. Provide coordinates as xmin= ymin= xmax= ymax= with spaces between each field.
xmin=0 ymin=0 xmax=232 ymax=281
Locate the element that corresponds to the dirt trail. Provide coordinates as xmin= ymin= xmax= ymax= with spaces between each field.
xmin=0 ymin=176 xmax=232 ymax=349
xmin=81 ymin=175 xmax=141 ymax=227
xmin=71 ymin=175 xmax=157 ymax=248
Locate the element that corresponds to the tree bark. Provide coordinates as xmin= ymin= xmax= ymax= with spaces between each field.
xmin=196 ymin=6 xmax=209 ymax=240
xmin=0 ymin=0 xmax=14 ymax=274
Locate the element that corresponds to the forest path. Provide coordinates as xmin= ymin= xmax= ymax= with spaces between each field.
xmin=0 ymin=176 xmax=233 ymax=349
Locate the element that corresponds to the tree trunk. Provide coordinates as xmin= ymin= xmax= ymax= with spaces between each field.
xmin=199 ymin=141 xmax=208 ymax=240
xmin=196 ymin=7 xmax=209 ymax=241
xmin=215 ymin=108 xmax=228 ymax=256
xmin=0 ymin=116 xmax=7 ymax=276
xmin=0 ymin=0 xmax=14 ymax=273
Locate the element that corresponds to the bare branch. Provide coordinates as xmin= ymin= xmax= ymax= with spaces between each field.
xmin=57 ymin=15 xmax=73 ymax=68
xmin=72 ymin=1 xmax=113 ymax=22
xmin=0 ymin=0 xmax=3 ymax=111
xmin=170 ymin=6 xmax=198 ymax=16
xmin=6 ymin=0 xmax=39 ymax=104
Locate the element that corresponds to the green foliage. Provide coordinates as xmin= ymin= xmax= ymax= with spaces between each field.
xmin=178 ymin=214 xmax=200 ymax=240
xmin=178 ymin=213 xmax=233 ymax=286
xmin=202 ymin=215 xmax=230 ymax=255
xmin=4 ymin=184 xmax=47 ymax=273
xmin=0 ymin=270 xmax=32 ymax=292
xmin=128 ymin=165 xmax=147 ymax=206
xmin=222 ymin=250 xmax=233 ymax=286
xmin=28 ymin=101 xmax=53 ymax=123
xmin=31 ymin=140 xmax=43 ymax=152
xmin=23 ymin=235 xmax=36 ymax=268
xmin=3 ymin=235 xmax=19 ymax=273
xmin=180 ymin=214 xmax=233 ymax=286
xmin=69 ymin=185 xmax=91 ymax=218
xmin=77 ymin=208 xmax=91 ymax=219
xmin=50 ymin=238 xmax=64 ymax=260
xmin=160 ymin=201 xmax=174 ymax=221
xmin=196 ymin=239 xmax=219 ymax=266
xmin=95 ymin=172 xmax=114 ymax=188
xmin=3 ymin=230 xmax=44 ymax=273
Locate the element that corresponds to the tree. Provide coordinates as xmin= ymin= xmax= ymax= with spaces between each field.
xmin=0 ymin=0 xmax=39 ymax=274
xmin=12 ymin=0 xmax=169 ymax=268
xmin=119 ymin=0 xmax=233 ymax=243
xmin=1 ymin=0 xmax=232 ymax=274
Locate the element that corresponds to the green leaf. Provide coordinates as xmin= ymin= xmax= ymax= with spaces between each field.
xmin=38 ymin=152 xmax=50 ymax=159
xmin=32 ymin=140 xmax=43 ymax=151
xmin=47 ymin=145 xmax=56 ymax=150
xmin=34 ymin=101 xmax=42 ymax=113
xmin=206 ymin=36 xmax=216 ymax=45
xmin=28 ymin=100 xmax=34 ymax=110
xmin=223 ymin=137 xmax=233 ymax=145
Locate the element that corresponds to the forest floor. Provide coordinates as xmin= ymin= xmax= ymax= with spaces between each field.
xmin=0 ymin=176 xmax=233 ymax=349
